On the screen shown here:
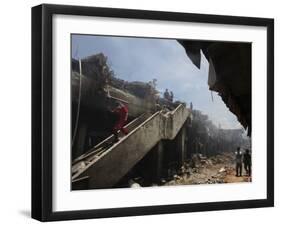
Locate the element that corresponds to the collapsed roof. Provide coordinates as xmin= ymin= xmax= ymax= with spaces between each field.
xmin=178 ymin=40 xmax=251 ymax=136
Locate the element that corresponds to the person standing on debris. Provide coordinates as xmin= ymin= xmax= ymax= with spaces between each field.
xmin=164 ymin=88 xmax=170 ymax=101
xmin=170 ymin=91 xmax=174 ymax=102
xmin=243 ymin=149 xmax=251 ymax=176
xmin=235 ymin=147 xmax=243 ymax=177
xmin=111 ymin=101 xmax=129 ymax=142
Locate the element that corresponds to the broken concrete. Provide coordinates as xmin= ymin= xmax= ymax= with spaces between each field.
xmin=179 ymin=41 xmax=251 ymax=136
xmin=164 ymin=152 xmax=251 ymax=186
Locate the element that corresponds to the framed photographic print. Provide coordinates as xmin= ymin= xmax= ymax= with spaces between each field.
xmin=31 ymin=4 xmax=274 ymax=221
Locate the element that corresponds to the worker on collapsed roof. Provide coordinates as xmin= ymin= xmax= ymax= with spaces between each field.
xmin=190 ymin=102 xmax=193 ymax=110
xmin=170 ymin=91 xmax=174 ymax=102
xmin=164 ymin=88 xmax=170 ymax=101
xmin=235 ymin=147 xmax=243 ymax=177
xmin=111 ymin=101 xmax=129 ymax=142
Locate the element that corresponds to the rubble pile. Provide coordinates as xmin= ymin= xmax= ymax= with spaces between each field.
xmin=164 ymin=152 xmax=241 ymax=186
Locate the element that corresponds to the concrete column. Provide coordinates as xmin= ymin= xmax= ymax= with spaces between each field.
xmin=177 ymin=126 xmax=186 ymax=166
xmin=185 ymin=135 xmax=189 ymax=159
xmin=153 ymin=141 xmax=163 ymax=183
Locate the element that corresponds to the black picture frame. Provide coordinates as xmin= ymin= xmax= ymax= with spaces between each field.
xmin=32 ymin=4 xmax=274 ymax=222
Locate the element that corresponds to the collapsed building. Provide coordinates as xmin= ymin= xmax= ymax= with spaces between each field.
xmin=187 ymin=109 xmax=249 ymax=158
xmin=71 ymin=53 xmax=192 ymax=189
xmin=71 ymin=43 xmax=251 ymax=189
xmin=71 ymin=53 xmax=160 ymax=159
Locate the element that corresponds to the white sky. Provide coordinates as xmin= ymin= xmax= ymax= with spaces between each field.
xmin=72 ymin=34 xmax=242 ymax=129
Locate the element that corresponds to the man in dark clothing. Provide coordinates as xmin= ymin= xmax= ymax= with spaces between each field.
xmin=243 ymin=149 xmax=252 ymax=176
xmin=111 ymin=101 xmax=129 ymax=142
xmin=190 ymin=102 xmax=193 ymax=110
xmin=164 ymin=88 xmax=170 ymax=101
xmin=235 ymin=147 xmax=243 ymax=177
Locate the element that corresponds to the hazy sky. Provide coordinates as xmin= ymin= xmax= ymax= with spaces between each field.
xmin=72 ymin=34 xmax=242 ymax=129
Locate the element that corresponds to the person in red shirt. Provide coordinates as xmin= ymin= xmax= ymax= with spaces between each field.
xmin=111 ymin=101 xmax=129 ymax=142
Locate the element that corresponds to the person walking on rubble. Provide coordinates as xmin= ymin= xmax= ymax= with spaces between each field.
xmin=243 ymin=149 xmax=252 ymax=176
xmin=235 ymin=147 xmax=243 ymax=177
xmin=111 ymin=101 xmax=129 ymax=142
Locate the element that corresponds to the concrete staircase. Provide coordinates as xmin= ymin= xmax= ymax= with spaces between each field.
xmin=72 ymin=104 xmax=191 ymax=189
